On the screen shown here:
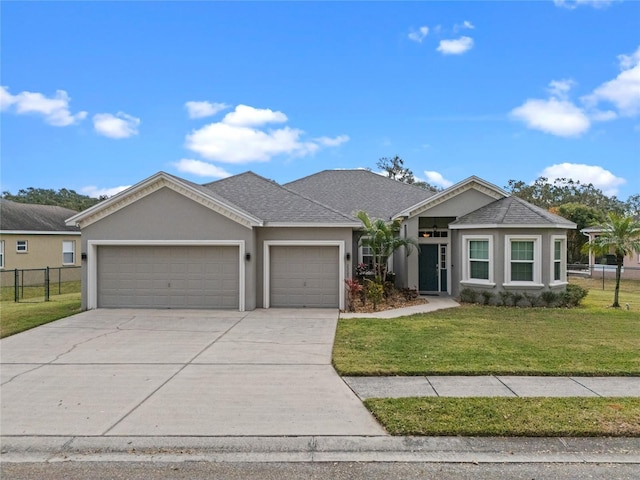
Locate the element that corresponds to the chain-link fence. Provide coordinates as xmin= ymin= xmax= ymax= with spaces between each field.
xmin=568 ymin=264 xmax=640 ymax=289
xmin=0 ymin=267 xmax=81 ymax=302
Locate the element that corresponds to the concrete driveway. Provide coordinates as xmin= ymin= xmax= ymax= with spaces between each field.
xmin=0 ymin=309 xmax=384 ymax=437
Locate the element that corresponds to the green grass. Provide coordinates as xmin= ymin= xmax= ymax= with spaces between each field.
xmin=365 ymin=397 xmax=640 ymax=437
xmin=0 ymin=292 xmax=82 ymax=338
xmin=333 ymin=279 xmax=640 ymax=376
xmin=0 ymin=280 xmax=81 ymax=302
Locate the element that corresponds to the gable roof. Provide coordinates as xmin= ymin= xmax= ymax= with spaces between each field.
xmin=1 ymin=199 xmax=80 ymax=233
xmin=395 ymin=176 xmax=508 ymax=219
xmin=203 ymin=172 xmax=359 ymax=226
xmin=284 ymin=169 xmax=435 ymax=220
xmin=66 ymin=172 xmax=263 ymax=229
xmin=450 ymin=195 xmax=577 ymax=229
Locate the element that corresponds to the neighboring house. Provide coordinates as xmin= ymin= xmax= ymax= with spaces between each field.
xmin=0 ymin=199 xmax=81 ymax=271
xmin=581 ymin=227 xmax=640 ymax=280
xmin=66 ymin=170 xmax=576 ymax=311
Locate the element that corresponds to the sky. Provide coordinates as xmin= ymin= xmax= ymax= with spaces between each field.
xmin=1 ymin=0 xmax=639 ymax=202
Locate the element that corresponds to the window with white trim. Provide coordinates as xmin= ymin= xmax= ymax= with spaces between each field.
xmin=62 ymin=240 xmax=75 ymax=265
xmin=505 ymin=235 xmax=542 ymax=284
xmin=0 ymin=240 xmax=4 ymax=268
xmin=551 ymin=236 xmax=567 ymax=283
xmin=16 ymin=240 xmax=27 ymax=253
xmin=359 ymin=244 xmax=374 ymax=271
xmin=462 ymin=235 xmax=493 ymax=284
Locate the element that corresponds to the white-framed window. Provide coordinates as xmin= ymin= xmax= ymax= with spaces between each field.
xmin=461 ymin=235 xmax=494 ymax=285
xmin=62 ymin=240 xmax=75 ymax=265
xmin=505 ymin=235 xmax=542 ymax=285
xmin=16 ymin=240 xmax=27 ymax=253
xmin=0 ymin=240 xmax=4 ymax=268
xmin=551 ymin=235 xmax=567 ymax=284
xmin=359 ymin=244 xmax=374 ymax=271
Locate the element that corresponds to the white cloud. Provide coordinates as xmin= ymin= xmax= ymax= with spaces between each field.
xmin=553 ymin=0 xmax=615 ymax=9
xmin=436 ymin=36 xmax=474 ymax=55
xmin=0 ymin=86 xmax=87 ymax=126
xmin=547 ymin=79 xmax=576 ymax=100
xmin=173 ymin=159 xmax=232 ymax=178
xmin=583 ymin=46 xmax=640 ymax=117
xmin=423 ymin=171 xmax=453 ymax=188
xmin=314 ymin=135 xmax=350 ymax=147
xmin=93 ymin=112 xmax=140 ymax=139
xmin=222 ymin=104 xmax=287 ymax=127
xmin=511 ymin=97 xmax=590 ymax=137
xmin=408 ymin=26 xmax=429 ymax=43
xmin=540 ymin=163 xmax=626 ymax=196
xmin=185 ymin=100 xmax=229 ymax=119
xmin=81 ymin=185 xmax=131 ymax=198
xmin=185 ymin=104 xmax=348 ymax=164
xmin=453 ymin=20 xmax=475 ymax=32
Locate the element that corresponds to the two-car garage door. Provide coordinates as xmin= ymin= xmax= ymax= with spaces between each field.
xmin=97 ymin=245 xmax=239 ymax=309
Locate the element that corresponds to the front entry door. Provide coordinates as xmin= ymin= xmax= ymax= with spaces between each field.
xmin=419 ymin=244 xmax=439 ymax=292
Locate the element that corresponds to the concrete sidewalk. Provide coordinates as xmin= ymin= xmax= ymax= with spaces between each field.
xmin=340 ymin=295 xmax=459 ymax=319
xmin=344 ymin=375 xmax=640 ymax=399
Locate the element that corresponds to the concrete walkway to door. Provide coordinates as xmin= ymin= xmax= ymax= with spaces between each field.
xmin=0 ymin=309 xmax=384 ymax=437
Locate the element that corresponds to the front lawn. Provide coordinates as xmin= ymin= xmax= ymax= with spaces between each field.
xmin=366 ymin=397 xmax=640 ymax=437
xmin=333 ymin=279 xmax=640 ymax=376
xmin=0 ymin=293 xmax=82 ymax=338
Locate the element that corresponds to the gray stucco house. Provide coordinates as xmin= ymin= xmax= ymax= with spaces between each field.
xmin=66 ymin=169 xmax=576 ymax=311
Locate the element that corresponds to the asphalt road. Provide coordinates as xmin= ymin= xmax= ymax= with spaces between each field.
xmin=2 ymin=461 xmax=638 ymax=480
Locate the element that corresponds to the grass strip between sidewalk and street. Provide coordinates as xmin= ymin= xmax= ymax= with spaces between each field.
xmin=0 ymin=293 xmax=81 ymax=338
xmin=365 ymin=397 xmax=640 ymax=437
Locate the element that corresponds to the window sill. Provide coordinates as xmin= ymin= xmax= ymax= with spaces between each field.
xmin=549 ymin=281 xmax=568 ymax=287
xmin=502 ymin=282 xmax=544 ymax=290
xmin=461 ymin=280 xmax=496 ymax=288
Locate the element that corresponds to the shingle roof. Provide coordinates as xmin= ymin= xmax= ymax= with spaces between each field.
xmin=203 ymin=172 xmax=359 ymax=225
xmin=0 ymin=199 xmax=80 ymax=232
xmin=450 ymin=196 xmax=577 ymax=228
xmin=284 ymin=169 xmax=435 ymax=220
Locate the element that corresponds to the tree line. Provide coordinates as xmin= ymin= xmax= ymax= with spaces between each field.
xmin=1 ymin=187 xmax=105 ymax=212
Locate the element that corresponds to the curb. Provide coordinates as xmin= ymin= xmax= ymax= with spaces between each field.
xmin=2 ymin=436 xmax=639 ymax=464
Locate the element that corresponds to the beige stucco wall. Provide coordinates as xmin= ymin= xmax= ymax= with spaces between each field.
xmin=0 ymin=233 xmax=81 ymax=270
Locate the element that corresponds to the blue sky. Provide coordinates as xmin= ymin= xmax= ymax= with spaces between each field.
xmin=2 ymin=0 xmax=639 ymax=202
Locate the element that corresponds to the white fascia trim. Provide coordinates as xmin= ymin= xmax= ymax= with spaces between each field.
xmin=0 ymin=231 xmax=81 ymax=235
xmin=263 ymin=240 xmax=345 ymax=310
xmin=263 ymin=223 xmax=360 ymax=228
xmin=67 ymin=173 xmax=262 ymax=229
xmin=394 ymin=176 xmax=507 ymax=219
xmin=87 ymin=240 xmax=246 ymax=312
xmin=450 ymin=224 xmax=575 ymax=230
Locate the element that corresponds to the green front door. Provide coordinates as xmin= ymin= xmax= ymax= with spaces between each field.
xmin=419 ymin=244 xmax=439 ymax=292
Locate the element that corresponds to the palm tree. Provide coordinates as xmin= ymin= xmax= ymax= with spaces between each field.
xmin=585 ymin=213 xmax=640 ymax=308
xmin=356 ymin=211 xmax=417 ymax=283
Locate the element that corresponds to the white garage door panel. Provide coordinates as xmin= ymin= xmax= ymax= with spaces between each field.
xmin=98 ymin=246 xmax=239 ymax=309
xmin=270 ymin=246 xmax=338 ymax=308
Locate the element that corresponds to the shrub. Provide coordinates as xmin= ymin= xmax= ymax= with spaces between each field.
xmin=481 ymin=290 xmax=495 ymax=306
xmin=541 ymin=291 xmax=559 ymax=307
xmin=460 ymin=288 xmax=479 ymax=304
xmin=383 ymin=281 xmax=395 ymax=299
xmin=401 ymin=287 xmax=419 ymax=300
xmin=344 ymin=278 xmax=363 ymax=312
xmin=559 ymin=283 xmax=588 ymax=307
xmin=499 ymin=291 xmax=513 ymax=307
xmin=511 ymin=292 xmax=524 ymax=307
xmin=522 ymin=292 xmax=539 ymax=307
xmin=364 ymin=279 xmax=384 ymax=311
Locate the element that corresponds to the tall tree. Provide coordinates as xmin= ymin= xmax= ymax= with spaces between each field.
xmin=356 ymin=210 xmax=417 ymax=283
xmin=584 ymin=213 xmax=640 ymax=308
xmin=376 ymin=156 xmax=439 ymax=191
xmin=552 ymin=203 xmax=605 ymax=263
xmin=1 ymin=187 xmax=104 ymax=211
xmin=505 ymin=177 xmax=625 ymax=213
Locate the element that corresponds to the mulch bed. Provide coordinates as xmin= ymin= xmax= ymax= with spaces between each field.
xmin=345 ymin=291 xmax=427 ymax=314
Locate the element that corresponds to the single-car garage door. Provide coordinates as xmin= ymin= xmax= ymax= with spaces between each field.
xmin=97 ymin=245 xmax=239 ymax=309
xmin=270 ymin=245 xmax=339 ymax=308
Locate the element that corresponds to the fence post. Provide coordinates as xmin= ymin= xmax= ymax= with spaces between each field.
xmin=14 ymin=269 xmax=18 ymax=303
xmin=45 ymin=267 xmax=50 ymax=302
xmin=59 ymin=267 xmax=62 ymax=295
xmin=602 ymin=265 xmax=605 ymax=290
